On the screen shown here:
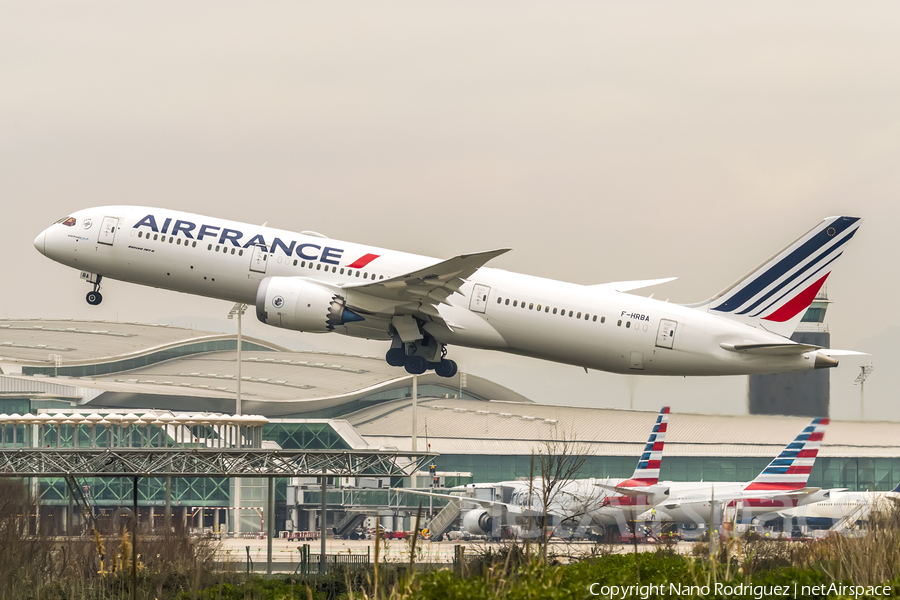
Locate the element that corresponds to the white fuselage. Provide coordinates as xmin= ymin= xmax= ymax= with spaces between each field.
xmin=458 ymin=478 xmax=663 ymax=528
xmin=764 ymin=491 xmax=900 ymax=524
xmin=35 ymin=206 xmax=826 ymax=376
xmin=640 ymin=482 xmax=837 ymax=525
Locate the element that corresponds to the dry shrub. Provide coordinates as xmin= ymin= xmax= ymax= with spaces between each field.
xmin=817 ymin=497 xmax=900 ymax=586
xmin=0 ymin=478 xmax=56 ymax=598
xmin=0 ymin=478 xmax=230 ymax=600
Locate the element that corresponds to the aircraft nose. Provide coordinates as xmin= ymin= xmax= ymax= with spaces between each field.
xmin=33 ymin=229 xmax=46 ymax=255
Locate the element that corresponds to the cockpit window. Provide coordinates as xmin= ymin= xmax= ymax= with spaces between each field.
xmin=55 ymin=217 xmax=76 ymax=226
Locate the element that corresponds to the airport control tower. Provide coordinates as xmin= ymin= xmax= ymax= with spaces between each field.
xmin=748 ymin=290 xmax=831 ymax=418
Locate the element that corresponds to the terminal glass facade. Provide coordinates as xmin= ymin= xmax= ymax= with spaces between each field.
xmin=431 ymin=454 xmax=900 ymax=493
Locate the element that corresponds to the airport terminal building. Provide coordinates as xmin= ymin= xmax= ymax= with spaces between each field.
xmin=1 ymin=319 xmax=898 ymax=534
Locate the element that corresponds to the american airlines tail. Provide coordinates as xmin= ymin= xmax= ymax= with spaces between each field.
xmin=690 ymin=216 xmax=862 ymax=338
xmin=744 ymin=417 xmax=829 ymax=492
xmin=619 ymin=407 xmax=670 ymax=487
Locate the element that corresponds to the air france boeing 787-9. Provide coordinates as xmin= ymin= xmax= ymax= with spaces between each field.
xmin=33 ymin=208 xmax=862 ymax=378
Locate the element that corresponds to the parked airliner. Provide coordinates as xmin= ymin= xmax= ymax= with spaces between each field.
xmin=757 ymin=483 xmax=900 ymax=530
xmin=405 ymin=408 xmax=671 ymax=539
xmin=641 ymin=418 xmax=831 ymax=525
xmin=34 ymin=208 xmax=862 ymax=377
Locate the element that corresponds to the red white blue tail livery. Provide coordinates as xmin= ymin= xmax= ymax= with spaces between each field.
xmin=744 ymin=417 xmax=829 ymax=492
xmin=620 ymin=407 xmax=669 ymax=487
xmin=692 ymin=217 xmax=861 ymax=337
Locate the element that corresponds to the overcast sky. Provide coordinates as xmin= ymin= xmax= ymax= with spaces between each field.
xmin=1 ymin=2 xmax=898 ymax=419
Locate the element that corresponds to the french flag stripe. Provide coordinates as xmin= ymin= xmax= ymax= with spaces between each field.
xmin=347 ymin=253 xmax=380 ymax=269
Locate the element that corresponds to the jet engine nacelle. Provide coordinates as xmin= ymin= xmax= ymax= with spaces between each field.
xmin=256 ymin=276 xmax=365 ymax=333
xmin=462 ymin=509 xmax=494 ymax=535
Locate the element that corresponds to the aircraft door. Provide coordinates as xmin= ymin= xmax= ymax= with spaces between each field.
xmin=249 ymin=245 xmax=268 ymax=273
xmin=97 ymin=217 xmax=119 ymax=246
xmin=469 ymin=284 xmax=491 ymax=313
xmin=656 ymin=319 xmax=677 ymax=349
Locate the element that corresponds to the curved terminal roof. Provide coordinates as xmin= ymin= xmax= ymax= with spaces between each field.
xmin=0 ymin=319 xmax=284 ymax=370
xmin=347 ymin=397 xmax=900 ymax=459
xmin=0 ymin=320 xmax=530 ymax=417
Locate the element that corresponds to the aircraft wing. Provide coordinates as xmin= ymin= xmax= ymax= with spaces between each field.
xmin=588 ymin=278 xmax=677 ymax=293
xmin=400 ymin=488 xmax=543 ymax=518
xmin=340 ymin=249 xmax=511 ymax=324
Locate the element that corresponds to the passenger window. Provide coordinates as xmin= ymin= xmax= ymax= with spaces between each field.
xmin=497 ymin=297 xmax=502 ymax=304
xmin=364 ymin=272 xmax=368 ymax=279
xmin=626 ymin=321 xmax=631 ymax=328
xmin=513 ymin=300 xmax=518 ymax=307
xmin=237 ymin=248 xmax=242 ymax=255
xmin=356 ymin=272 xmax=360 ymax=277
xmin=231 ymin=248 xmax=235 ymax=254
xmin=505 ymin=299 xmax=510 ymax=305
xmin=592 ymin=315 xmax=597 ymax=322
xmin=215 ymin=245 xmax=220 ymax=252
xmin=193 ymin=241 xmax=197 ymax=248
xmin=161 ymin=235 xmax=166 ymax=242
xmin=293 ymin=259 xmax=297 ymax=266
xmin=379 ymin=275 xmax=384 ymax=279
xmin=340 ymin=268 xmax=345 ymax=274
xmin=207 ymin=244 xmax=212 ymax=250
xmin=317 ymin=264 xmax=321 ymax=270
xmin=301 ymin=261 xmax=306 ymax=267
xmin=545 ymin=307 xmax=549 ymax=313
xmin=552 ymin=308 xmax=557 ymax=314
xmin=601 ymin=316 xmax=605 ymax=323
xmin=154 ymin=234 xmax=159 ymax=241
xmin=536 ymin=304 xmax=541 ymax=311
xmin=568 ymin=311 xmax=573 ymax=317
xmin=584 ymin=314 xmax=589 ymax=320
xmin=169 ymin=237 xmax=174 ymax=244
xmin=138 ymin=231 xmax=143 ymax=238
xmin=529 ymin=303 xmax=533 ymax=310
xmin=617 ymin=320 xmax=622 ymax=326
xmin=577 ymin=312 xmax=581 ymax=319
xmin=177 ymin=238 xmax=181 ymax=245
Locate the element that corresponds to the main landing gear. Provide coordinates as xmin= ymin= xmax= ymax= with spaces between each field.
xmin=385 ymin=321 xmax=458 ymax=378
xmin=85 ymin=274 xmax=103 ymax=306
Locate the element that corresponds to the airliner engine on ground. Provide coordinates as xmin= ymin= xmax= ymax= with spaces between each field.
xmin=34 ymin=208 xmax=862 ymax=377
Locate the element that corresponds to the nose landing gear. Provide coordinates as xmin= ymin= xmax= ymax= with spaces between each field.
xmin=84 ymin=274 xmax=103 ymax=306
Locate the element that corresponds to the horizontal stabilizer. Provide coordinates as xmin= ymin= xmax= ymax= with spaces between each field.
xmin=589 ymin=277 xmax=677 ymax=293
xmin=818 ymin=349 xmax=869 ymax=357
xmin=594 ymin=483 xmax=669 ymax=498
xmin=720 ymin=342 xmax=820 ymax=355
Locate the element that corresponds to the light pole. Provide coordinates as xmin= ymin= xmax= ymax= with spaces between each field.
xmin=411 ymin=374 xmax=417 ymax=452
xmin=227 ymin=303 xmax=248 ymax=416
xmin=227 ymin=303 xmax=248 ymax=536
xmin=854 ymin=363 xmax=874 ymax=421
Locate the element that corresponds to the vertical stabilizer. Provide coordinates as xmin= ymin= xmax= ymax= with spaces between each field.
xmin=619 ymin=407 xmax=670 ymax=487
xmin=690 ymin=216 xmax=862 ymax=338
xmin=744 ymin=417 xmax=829 ymax=491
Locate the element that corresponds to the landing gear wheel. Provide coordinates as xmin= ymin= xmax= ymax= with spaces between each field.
xmin=404 ymin=355 xmax=428 ymax=375
xmin=86 ymin=291 xmax=103 ymax=306
xmin=385 ymin=348 xmax=406 ymax=367
xmin=435 ymin=359 xmax=458 ymax=378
